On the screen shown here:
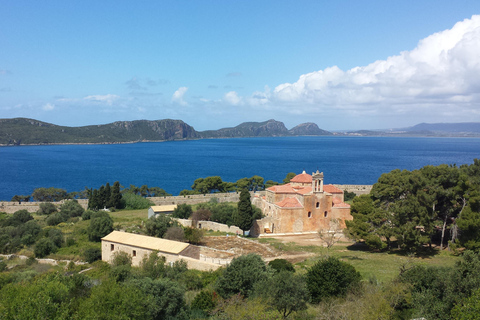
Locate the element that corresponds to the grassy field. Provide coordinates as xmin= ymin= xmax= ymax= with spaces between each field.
xmin=255 ymin=237 xmax=461 ymax=283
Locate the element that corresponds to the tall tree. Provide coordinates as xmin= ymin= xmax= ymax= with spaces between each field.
xmin=111 ymin=181 xmax=123 ymax=209
xmin=235 ymin=188 xmax=254 ymax=236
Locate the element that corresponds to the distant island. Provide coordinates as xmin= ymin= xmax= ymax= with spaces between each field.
xmin=0 ymin=118 xmax=479 ymax=146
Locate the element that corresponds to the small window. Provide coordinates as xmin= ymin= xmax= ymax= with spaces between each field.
xmin=133 ymin=250 xmax=136 ymax=257
xmin=198 ymin=223 xmax=202 ymax=229
xmin=110 ymin=244 xmax=114 ymax=251
xmin=308 ymin=211 xmax=312 ymax=218
xmin=316 ymin=202 xmax=320 ymax=208
xmin=324 ymin=211 xmax=328 ymax=218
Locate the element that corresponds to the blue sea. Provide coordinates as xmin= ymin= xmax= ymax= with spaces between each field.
xmin=1 ymin=136 xmax=479 ymax=201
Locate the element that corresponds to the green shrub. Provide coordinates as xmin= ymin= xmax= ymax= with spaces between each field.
xmin=122 ymin=193 xmax=153 ymax=210
xmin=268 ymin=259 xmax=295 ymax=273
xmin=88 ymin=212 xmax=113 ymax=242
xmin=191 ymin=290 xmax=218 ymax=312
xmin=59 ymin=199 xmax=85 ymax=218
xmin=46 ymin=212 xmax=67 ymax=226
xmin=34 ymin=238 xmax=57 ymax=258
xmin=306 ymin=256 xmax=361 ymax=303
xmin=81 ymin=210 xmax=94 ymax=220
xmin=172 ymin=204 xmax=193 ymax=219
xmin=84 ymin=248 xmax=102 ymax=263
xmin=37 ymin=202 xmax=57 ymax=215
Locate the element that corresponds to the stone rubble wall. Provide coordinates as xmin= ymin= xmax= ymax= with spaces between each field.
xmin=333 ymin=184 xmax=372 ymax=195
xmin=148 ymin=192 xmax=262 ymax=206
xmin=174 ymin=218 xmax=243 ymax=234
xmin=0 ymin=199 xmax=88 ymax=214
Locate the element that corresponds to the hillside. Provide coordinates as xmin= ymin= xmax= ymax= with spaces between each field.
xmin=0 ymin=118 xmax=199 ymax=145
xmin=199 ymin=119 xmax=290 ymax=138
xmin=288 ymin=122 xmax=332 ymax=136
xmin=0 ymin=118 xmax=333 ymax=146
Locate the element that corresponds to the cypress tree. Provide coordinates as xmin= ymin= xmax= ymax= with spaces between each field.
xmin=236 ymin=189 xmax=254 ymax=236
xmin=111 ymin=181 xmax=122 ymax=209
xmin=105 ymin=183 xmax=112 ymax=208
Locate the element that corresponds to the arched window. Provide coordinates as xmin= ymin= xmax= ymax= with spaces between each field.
xmin=324 ymin=211 xmax=328 ymax=218
xmin=308 ymin=211 xmax=312 ymax=218
xmin=316 ymin=202 xmax=320 ymax=208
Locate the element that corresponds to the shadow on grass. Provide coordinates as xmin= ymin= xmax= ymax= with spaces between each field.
xmin=346 ymin=242 xmax=439 ymax=258
xmin=342 ymin=255 xmax=364 ymax=261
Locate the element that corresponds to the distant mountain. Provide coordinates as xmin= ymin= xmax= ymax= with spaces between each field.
xmin=405 ymin=122 xmax=480 ymax=133
xmin=288 ymin=122 xmax=332 ymax=136
xmin=0 ymin=118 xmax=199 ymax=145
xmin=0 ymin=118 xmax=333 ymax=145
xmin=199 ymin=119 xmax=290 ymax=138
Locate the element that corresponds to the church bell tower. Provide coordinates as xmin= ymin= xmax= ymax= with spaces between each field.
xmin=312 ymin=170 xmax=324 ymax=193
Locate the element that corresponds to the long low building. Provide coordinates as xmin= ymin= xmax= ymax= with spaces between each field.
xmin=101 ymin=231 xmax=193 ymax=266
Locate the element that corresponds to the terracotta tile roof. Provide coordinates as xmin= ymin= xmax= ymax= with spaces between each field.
xmin=324 ymin=185 xmax=343 ymax=194
xmin=290 ymin=172 xmax=312 ymax=183
xmin=275 ymin=197 xmax=303 ymax=208
xmin=267 ymin=184 xmax=298 ymax=193
xmin=267 ymin=184 xmax=312 ymax=195
xmin=332 ymin=197 xmax=342 ymax=204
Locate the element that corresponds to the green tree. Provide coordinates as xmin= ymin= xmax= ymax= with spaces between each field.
xmin=172 ymin=204 xmax=193 ymax=219
xmin=59 ymin=199 xmax=85 ymax=218
xmin=215 ymin=253 xmax=268 ymax=298
xmin=88 ymin=211 xmax=114 ymax=241
xmin=37 ymin=202 xmax=57 ymax=215
xmin=128 ymin=277 xmax=189 ymax=320
xmin=451 ymin=288 xmax=480 ymax=320
xmin=235 ymin=189 xmax=254 ymax=236
xmin=268 ymin=259 xmax=295 ymax=273
xmin=32 ymin=187 xmax=68 ymax=202
xmin=34 ymin=238 xmax=57 ymax=258
xmin=306 ymin=256 xmax=361 ymax=303
xmin=111 ymin=181 xmax=123 ymax=209
xmin=83 ymin=247 xmax=102 ymax=263
xmin=140 ymin=251 xmax=166 ymax=279
xmin=146 ymin=213 xmax=178 ymax=238
xmin=256 ymin=270 xmax=310 ymax=318
xmin=283 ymin=172 xmax=296 ymax=184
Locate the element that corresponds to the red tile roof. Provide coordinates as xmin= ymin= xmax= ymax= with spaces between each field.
xmin=267 ymin=184 xmax=312 ymax=195
xmin=324 ymin=185 xmax=343 ymax=194
xmin=275 ymin=197 xmax=303 ymax=208
xmin=290 ymin=172 xmax=313 ymax=183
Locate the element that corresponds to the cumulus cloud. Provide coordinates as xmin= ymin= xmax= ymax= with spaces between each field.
xmin=251 ymin=15 xmax=480 ymax=120
xmin=172 ymin=87 xmax=188 ymax=106
xmin=42 ymin=103 xmax=55 ymax=111
xmin=224 ymin=91 xmax=242 ymax=105
xmin=83 ymin=94 xmax=120 ymax=105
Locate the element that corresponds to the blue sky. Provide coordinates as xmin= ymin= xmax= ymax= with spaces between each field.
xmin=1 ymin=1 xmax=480 ymax=131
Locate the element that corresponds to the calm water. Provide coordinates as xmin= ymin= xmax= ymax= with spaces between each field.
xmin=1 ymin=136 xmax=479 ymax=201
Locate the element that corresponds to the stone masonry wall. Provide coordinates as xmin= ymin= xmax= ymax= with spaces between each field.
xmin=0 ymin=199 xmax=88 ymax=214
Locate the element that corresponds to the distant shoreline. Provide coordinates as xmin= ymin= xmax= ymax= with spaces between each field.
xmin=2 ymin=134 xmax=480 ymax=147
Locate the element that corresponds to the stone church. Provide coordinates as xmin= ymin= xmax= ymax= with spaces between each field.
xmin=251 ymin=170 xmax=352 ymax=236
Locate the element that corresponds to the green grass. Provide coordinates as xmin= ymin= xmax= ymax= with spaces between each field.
xmin=254 ymin=238 xmax=461 ymax=283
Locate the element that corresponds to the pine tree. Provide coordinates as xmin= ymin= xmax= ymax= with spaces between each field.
xmin=236 ymin=189 xmax=253 ymax=236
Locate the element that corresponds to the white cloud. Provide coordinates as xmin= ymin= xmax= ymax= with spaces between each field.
xmin=83 ymin=94 xmax=120 ymax=105
xmin=172 ymin=87 xmax=188 ymax=106
xmin=254 ymin=15 xmax=480 ymax=120
xmin=223 ymin=91 xmax=242 ymax=105
xmin=42 ymin=103 xmax=55 ymax=111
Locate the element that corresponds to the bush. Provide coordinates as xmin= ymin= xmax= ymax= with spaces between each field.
xmin=46 ymin=212 xmax=67 ymax=226
xmin=59 ymin=200 xmax=85 ymax=218
xmin=268 ymin=259 xmax=295 ymax=273
xmin=184 ymin=227 xmax=204 ymax=245
xmin=47 ymin=228 xmax=64 ymax=248
xmin=88 ymin=212 xmax=113 ymax=242
xmin=122 ymin=193 xmax=153 ymax=210
xmin=112 ymin=251 xmax=132 ymax=267
xmin=34 ymin=238 xmax=57 ymax=258
xmin=215 ymin=253 xmax=268 ymax=298
xmin=37 ymin=202 xmax=57 ymax=215
xmin=145 ymin=214 xmax=178 ymax=238
xmin=306 ymin=256 xmax=361 ymax=303
xmin=84 ymin=248 xmax=102 ymax=263
xmin=191 ymin=290 xmax=218 ymax=312
xmin=81 ymin=210 xmax=94 ymax=220
xmin=163 ymin=227 xmax=186 ymax=242
xmin=172 ymin=204 xmax=193 ymax=219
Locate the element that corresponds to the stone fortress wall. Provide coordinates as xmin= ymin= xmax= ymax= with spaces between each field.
xmin=0 ymin=185 xmax=371 ymax=214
